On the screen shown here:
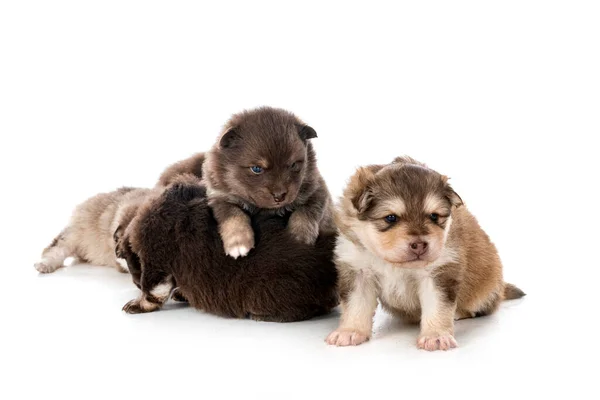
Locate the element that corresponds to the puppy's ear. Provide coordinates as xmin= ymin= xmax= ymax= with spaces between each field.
xmin=113 ymin=226 xmax=123 ymax=244
xmin=353 ymin=187 xmax=374 ymax=214
xmin=219 ymin=128 xmax=240 ymax=149
xmin=348 ymin=167 xmax=376 ymax=214
xmin=297 ymin=125 xmax=317 ymax=141
xmin=113 ymin=226 xmax=125 ymax=258
xmin=444 ymin=182 xmax=463 ymax=208
xmin=393 ymin=156 xmax=427 ymax=168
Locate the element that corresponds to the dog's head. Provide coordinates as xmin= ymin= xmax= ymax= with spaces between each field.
xmin=205 ymin=107 xmax=317 ymax=209
xmin=342 ymin=158 xmax=463 ymax=267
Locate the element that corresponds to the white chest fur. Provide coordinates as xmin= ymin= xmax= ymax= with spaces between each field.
xmin=335 ymin=235 xmax=429 ymax=313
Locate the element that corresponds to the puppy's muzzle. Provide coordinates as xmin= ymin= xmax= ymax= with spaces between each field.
xmin=409 ymin=241 xmax=428 ymax=257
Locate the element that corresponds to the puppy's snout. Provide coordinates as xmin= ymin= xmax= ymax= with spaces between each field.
xmin=272 ymin=191 xmax=287 ymax=203
xmin=409 ymin=241 xmax=428 ymax=256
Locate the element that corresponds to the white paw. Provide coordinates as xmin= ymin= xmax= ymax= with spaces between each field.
xmin=222 ymin=228 xmax=254 ymax=259
xmin=116 ymin=258 xmax=129 ymax=272
xmin=34 ymin=261 xmax=60 ymax=274
xmin=417 ymin=334 xmax=458 ymax=351
xmin=325 ymin=329 xmax=370 ymax=347
xmin=225 ymin=244 xmax=250 ymax=259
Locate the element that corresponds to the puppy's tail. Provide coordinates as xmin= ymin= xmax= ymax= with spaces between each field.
xmin=504 ymin=282 xmax=526 ymax=300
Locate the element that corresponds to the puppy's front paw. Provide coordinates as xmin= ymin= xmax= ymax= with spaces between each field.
xmin=222 ymin=228 xmax=255 ymax=259
xmin=225 ymin=244 xmax=251 ymax=258
xmin=288 ymin=217 xmax=319 ymax=245
xmin=122 ymin=297 xmax=161 ymax=314
xmin=326 ymin=329 xmax=370 ymax=346
xmin=122 ymin=299 xmax=145 ymax=314
xmin=417 ymin=334 xmax=458 ymax=351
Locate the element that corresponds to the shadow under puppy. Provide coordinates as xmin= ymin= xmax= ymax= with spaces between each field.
xmin=116 ymin=179 xmax=339 ymax=322
xmin=157 ymin=107 xmax=335 ymax=259
xmin=34 ymin=187 xmax=153 ymax=274
xmin=327 ymin=157 xmax=525 ymax=350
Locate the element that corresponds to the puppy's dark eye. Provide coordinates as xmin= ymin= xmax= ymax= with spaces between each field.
xmin=384 ymin=215 xmax=398 ymax=223
xmin=250 ymin=166 xmax=263 ymax=174
xmin=290 ymin=161 xmax=302 ymax=172
xmin=430 ymin=213 xmax=439 ymax=222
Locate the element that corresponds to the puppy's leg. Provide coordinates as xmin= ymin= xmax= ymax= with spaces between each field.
xmin=34 ymin=229 xmax=73 ymax=273
xmin=211 ymin=201 xmax=254 ymax=258
xmin=122 ymin=268 xmax=174 ymax=314
xmin=326 ymin=270 xmax=378 ymax=346
xmin=288 ymin=209 xmax=320 ymax=245
xmin=115 ymin=233 xmax=141 ymax=288
xmin=455 ymin=292 xmax=502 ymax=320
xmin=287 ymin=191 xmax=326 ymax=244
xmin=112 ymin=226 xmax=130 ymax=273
xmin=417 ymin=275 xmax=458 ymax=351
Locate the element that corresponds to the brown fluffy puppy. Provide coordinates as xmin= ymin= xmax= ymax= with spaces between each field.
xmin=174 ymin=106 xmax=334 ymax=259
xmin=34 ymin=187 xmax=153 ymax=274
xmin=326 ymin=157 xmax=524 ymax=351
xmin=116 ymin=179 xmax=339 ymax=322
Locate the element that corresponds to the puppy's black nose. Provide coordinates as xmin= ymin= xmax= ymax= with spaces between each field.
xmin=272 ymin=192 xmax=287 ymax=203
xmin=409 ymin=241 xmax=428 ymax=256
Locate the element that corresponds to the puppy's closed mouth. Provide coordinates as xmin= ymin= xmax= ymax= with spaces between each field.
xmin=384 ymin=256 xmax=431 ymax=268
xmin=269 ymin=201 xmax=292 ymax=209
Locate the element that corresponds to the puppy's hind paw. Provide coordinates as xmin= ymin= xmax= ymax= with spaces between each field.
xmin=326 ymin=329 xmax=369 ymax=347
xmin=171 ymin=289 xmax=188 ymax=302
xmin=34 ymin=262 xmax=61 ymax=274
xmin=417 ymin=334 xmax=458 ymax=351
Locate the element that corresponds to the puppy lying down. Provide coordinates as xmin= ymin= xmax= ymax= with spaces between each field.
xmin=327 ymin=157 xmax=524 ymax=350
xmin=34 ymin=187 xmax=152 ymax=274
xmin=117 ymin=178 xmax=339 ymax=322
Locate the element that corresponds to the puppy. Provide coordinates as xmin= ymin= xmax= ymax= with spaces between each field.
xmin=162 ymin=107 xmax=335 ymax=259
xmin=116 ymin=179 xmax=339 ymax=322
xmin=34 ymin=187 xmax=152 ymax=274
xmin=326 ymin=157 xmax=525 ymax=351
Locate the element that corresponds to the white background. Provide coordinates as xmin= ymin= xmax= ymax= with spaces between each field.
xmin=1 ymin=1 xmax=598 ymax=399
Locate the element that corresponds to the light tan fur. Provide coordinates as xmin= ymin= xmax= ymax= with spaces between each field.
xmin=34 ymin=187 xmax=153 ymax=274
xmin=218 ymin=210 xmax=254 ymax=259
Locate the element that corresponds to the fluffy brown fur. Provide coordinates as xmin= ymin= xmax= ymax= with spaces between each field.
xmin=157 ymin=152 xmax=206 ymax=187
xmin=327 ymin=157 xmax=524 ymax=350
xmin=116 ymin=178 xmax=339 ymax=322
xmin=173 ymin=107 xmax=335 ymax=259
xmin=34 ymin=187 xmax=153 ymax=274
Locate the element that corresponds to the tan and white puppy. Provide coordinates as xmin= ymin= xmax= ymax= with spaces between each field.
xmin=34 ymin=187 xmax=152 ymax=274
xmin=326 ymin=157 xmax=524 ymax=351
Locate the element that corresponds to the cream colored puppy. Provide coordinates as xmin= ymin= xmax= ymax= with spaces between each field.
xmin=326 ymin=157 xmax=524 ymax=351
xmin=34 ymin=187 xmax=152 ymax=273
